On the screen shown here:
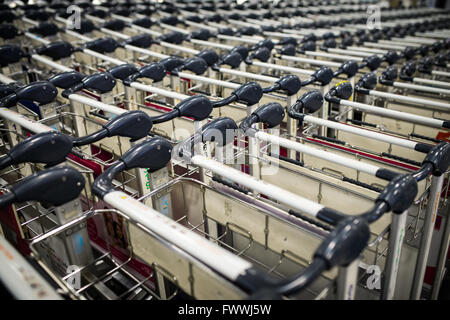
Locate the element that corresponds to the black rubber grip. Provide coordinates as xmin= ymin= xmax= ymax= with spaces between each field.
xmin=375 ymin=168 xmax=399 ymax=181
xmin=410 ymin=133 xmax=442 ymax=144
xmin=288 ymin=209 xmax=333 ymax=232
xmin=414 ymin=142 xmax=435 ymax=154
xmin=381 ymin=152 xmax=422 ymax=167
xmin=269 ymin=152 xmax=304 ymax=167
xmin=346 ymin=118 xmax=377 ymax=128
xmin=212 ymin=176 xmax=249 ymax=194
xmin=342 ymin=176 xmax=383 ymax=193
xmin=311 ymin=134 xmax=346 ymax=146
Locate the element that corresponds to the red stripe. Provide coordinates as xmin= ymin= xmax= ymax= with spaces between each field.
xmin=306 ymin=137 xmax=420 ymax=171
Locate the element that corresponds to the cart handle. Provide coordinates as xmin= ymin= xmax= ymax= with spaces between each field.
xmin=72 ymin=110 xmax=154 ymax=147
xmin=0 ymin=166 xmax=85 ymax=209
xmin=0 ymin=132 xmax=73 ymax=170
xmin=150 ymin=95 xmax=213 ymax=124
xmin=83 ymin=37 xmax=122 ymax=54
xmin=358 ymin=54 xmax=382 ymax=72
xmin=300 ymin=66 xmax=334 ymax=86
xmin=62 ymin=72 xmax=116 ymax=98
xmin=92 ymin=137 xmax=172 ymax=198
xmin=123 ymin=62 xmax=166 ymax=85
xmin=48 ymin=71 xmax=85 ymax=90
xmin=122 ymin=33 xmax=153 ymax=49
xmin=0 ymin=81 xmax=58 ymax=108
xmin=171 ymin=57 xmax=209 ymax=76
xmin=262 ymin=74 xmax=302 ymax=96
xmin=212 ymin=82 xmax=263 ymax=108
xmin=34 ymin=41 xmax=77 ymax=61
xmin=333 ymin=60 xmax=359 ymax=78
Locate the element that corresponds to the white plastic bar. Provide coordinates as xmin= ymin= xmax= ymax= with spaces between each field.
xmin=64 ymin=29 xmax=93 ymax=42
xmin=184 ymin=20 xmax=218 ymax=32
xmin=340 ymin=100 xmax=447 ymax=128
xmin=190 ymin=39 xmax=233 ymax=50
xmin=191 ymin=155 xmax=325 ymax=217
xmin=177 ymin=72 xmax=239 ymax=89
xmin=304 ymin=51 xmax=364 ymax=62
xmin=432 ymin=70 xmax=450 ymax=78
xmin=368 ymin=90 xmax=450 ymax=111
xmin=159 ymin=41 xmax=199 ymax=55
xmin=0 ymin=74 xmax=15 ymax=84
xmin=85 ymin=14 xmax=106 ymax=24
xmin=393 ymin=81 xmax=450 ymax=95
xmin=0 ymin=236 xmax=61 ymax=300
xmin=412 ymin=78 xmax=450 ymax=89
xmin=280 ymin=55 xmax=341 ymax=68
xmin=0 ymin=108 xmax=55 ymax=133
xmin=327 ymin=48 xmax=376 ymax=57
xmin=159 ymin=23 xmax=190 ymax=34
xmin=255 ymin=130 xmax=382 ymax=176
xmin=103 ymin=190 xmax=253 ymax=280
xmin=82 ymin=49 xmax=126 ymax=66
xmin=391 ymin=36 xmax=435 ymax=44
xmin=346 ymin=46 xmax=388 ymax=54
xmin=31 ymin=54 xmax=74 ymax=72
xmin=100 ymin=28 xmax=129 ymax=40
xmin=130 ymin=82 xmax=189 ymax=101
xmin=302 ymin=115 xmax=419 ymax=150
xmin=125 ymin=45 xmax=169 ymax=59
xmin=264 ymin=31 xmax=304 ymax=40
xmin=252 ymin=61 xmax=314 ymax=75
xmin=218 ymin=68 xmax=279 ymax=83
xmin=217 ymin=34 xmax=259 ymax=44
xmin=68 ymin=94 xmax=127 ymax=115
xmin=378 ymin=39 xmax=421 ymax=48
xmin=22 ymin=17 xmax=39 ymax=26
xmin=130 ymin=24 xmax=162 ymax=37
xmin=24 ymin=32 xmax=50 ymax=45
xmin=363 ymin=42 xmax=406 ymax=50
xmin=110 ymin=13 xmax=133 ymax=23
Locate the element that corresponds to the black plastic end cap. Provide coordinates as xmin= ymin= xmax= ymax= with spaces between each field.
xmin=422 ymin=142 xmax=450 ymax=176
xmin=11 ymin=166 xmax=85 ymax=207
xmin=376 ymin=174 xmax=418 ymax=213
xmin=232 ymin=82 xmax=263 ymax=106
xmin=175 ymin=95 xmax=213 ymax=121
xmin=252 ymin=103 xmax=285 ymax=128
xmin=108 ymin=64 xmax=139 ymax=81
xmin=201 ymin=117 xmax=238 ymax=146
xmin=333 ymin=82 xmax=353 ymax=100
xmin=47 ymin=71 xmax=84 ymax=90
xmin=121 ymin=137 xmax=173 ymax=173
xmin=314 ymin=217 xmax=370 ymax=269
xmin=104 ymin=110 xmax=153 ymax=141
xmin=297 ymin=90 xmax=324 ymax=114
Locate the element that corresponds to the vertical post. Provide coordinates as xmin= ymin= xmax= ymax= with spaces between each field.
xmin=431 ymin=210 xmax=450 ymax=299
xmin=53 ymin=199 xmax=94 ymax=267
xmin=247 ymin=103 xmax=260 ymax=180
xmin=285 ymin=95 xmax=297 ymax=160
xmin=382 ymin=210 xmax=408 ymax=300
xmin=320 ymin=84 xmax=330 ymax=136
xmin=339 ymin=77 xmax=354 ymax=120
xmin=124 ymin=86 xmax=138 ymax=110
xmin=337 ymin=258 xmax=359 ymax=300
xmin=411 ymin=174 xmax=445 ymax=300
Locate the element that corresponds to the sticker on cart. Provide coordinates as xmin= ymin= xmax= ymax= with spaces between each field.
xmin=160 ymin=196 xmax=169 ymax=216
